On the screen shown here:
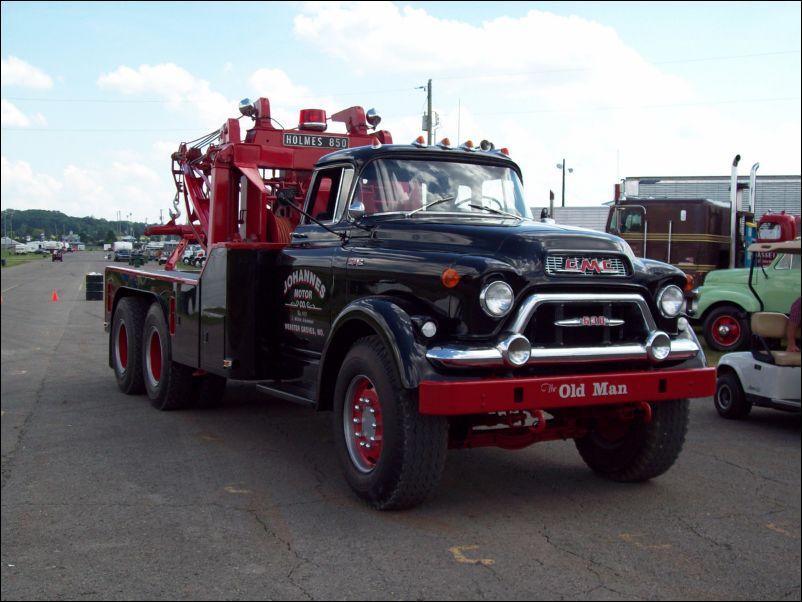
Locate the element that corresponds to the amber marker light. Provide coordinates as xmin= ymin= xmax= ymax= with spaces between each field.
xmin=441 ymin=268 xmax=460 ymax=288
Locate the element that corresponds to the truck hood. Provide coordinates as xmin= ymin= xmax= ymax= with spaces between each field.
xmin=369 ymin=217 xmax=628 ymax=257
xmin=702 ymin=267 xmax=751 ymax=286
xmin=366 ymin=217 xmax=664 ymax=278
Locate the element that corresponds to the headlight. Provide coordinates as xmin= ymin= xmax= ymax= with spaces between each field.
xmin=480 ymin=281 xmax=514 ymax=317
xmin=657 ymin=285 xmax=684 ymax=318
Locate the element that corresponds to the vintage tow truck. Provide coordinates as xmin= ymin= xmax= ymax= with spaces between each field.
xmin=105 ymin=96 xmax=715 ymax=509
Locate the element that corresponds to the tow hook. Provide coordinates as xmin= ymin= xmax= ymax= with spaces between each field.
xmin=639 ymin=402 xmax=653 ymax=424
xmin=533 ymin=409 xmax=547 ymax=433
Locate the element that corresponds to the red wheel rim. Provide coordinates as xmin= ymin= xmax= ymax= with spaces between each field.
xmin=146 ymin=328 xmax=162 ymax=386
xmin=344 ymin=376 xmax=384 ymax=473
xmin=711 ymin=315 xmax=741 ymax=348
xmin=117 ymin=323 xmax=128 ymax=369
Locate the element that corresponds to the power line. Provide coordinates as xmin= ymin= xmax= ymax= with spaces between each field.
xmin=435 ymin=49 xmax=800 ymax=82
xmin=472 ymin=96 xmax=800 ymax=117
xmin=3 ymin=97 xmax=166 ymax=103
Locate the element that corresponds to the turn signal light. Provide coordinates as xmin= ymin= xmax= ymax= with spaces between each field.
xmin=441 ymin=268 xmax=460 ymax=288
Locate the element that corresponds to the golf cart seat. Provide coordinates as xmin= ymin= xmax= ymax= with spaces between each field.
xmin=751 ymin=312 xmax=801 ymax=367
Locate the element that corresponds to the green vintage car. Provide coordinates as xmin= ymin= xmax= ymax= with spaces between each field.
xmin=689 ymin=240 xmax=801 ymax=351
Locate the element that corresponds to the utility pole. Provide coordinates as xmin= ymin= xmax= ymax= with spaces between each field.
xmin=426 ymin=79 xmax=433 ymax=144
xmin=556 ymin=159 xmax=573 ymax=207
xmin=416 ymin=79 xmax=434 ymax=144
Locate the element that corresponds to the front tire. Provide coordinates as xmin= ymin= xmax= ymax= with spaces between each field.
xmin=575 ymin=399 xmax=689 ymax=482
xmin=333 ymin=336 xmax=448 ymax=510
xmin=142 ymin=302 xmax=195 ymax=411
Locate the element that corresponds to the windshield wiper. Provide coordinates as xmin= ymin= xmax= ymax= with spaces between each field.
xmin=466 ymin=204 xmax=526 ymax=221
xmin=406 ymin=195 xmax=455 ymax=216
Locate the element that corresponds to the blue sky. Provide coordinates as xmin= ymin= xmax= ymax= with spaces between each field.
xmin=2 ymin=1 xmax=800 ymax=223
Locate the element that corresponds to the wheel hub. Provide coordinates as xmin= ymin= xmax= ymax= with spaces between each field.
xmin=712 ymin=315 xmax=741 ymax=346
xmin=344 ymin=376 xmax=384 ymax=473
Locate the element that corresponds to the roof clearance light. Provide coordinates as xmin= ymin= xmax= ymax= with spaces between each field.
xmin=499 ymin=148 xmax=510 ymax=156
xmin=299 ymin=109 xmax=327 ymax=131
xmin=413 ymin=136 xmax=427 ymax=147
xmin=460 ymin=140 xmax=476 ymax=151
xmin=441 ymin=268 xmax=460 ymax=288
xmin=438 ymin=138 xmax=452 ymax=149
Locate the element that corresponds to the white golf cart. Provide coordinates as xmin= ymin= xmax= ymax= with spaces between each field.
xmin=714 ymin=240 xmax=801 ymax=419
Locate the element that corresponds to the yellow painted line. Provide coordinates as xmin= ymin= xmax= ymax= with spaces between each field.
xmin=619 ymin=533 xmax=672 ymax=550
xmin=224 ymin=486 xmax=252 ymax=495
xmin=449 ymin=545 xmax=495 ymax=566
xmin=766 ymin=523 xmax=799 ymax=539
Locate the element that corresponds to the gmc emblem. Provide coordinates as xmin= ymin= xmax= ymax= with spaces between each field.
xmin=564 ymin=258 xmax=616 ymax=274
xmin=554 ymin=316 xmax=626 ymax=327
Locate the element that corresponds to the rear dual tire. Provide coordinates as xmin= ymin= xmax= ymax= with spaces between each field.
xmin=142 ymin=304 xmax=195 ymax=410
xmin=112 ymin=297 xmax=149 ymax=395
xmin=112 ymin=298 xmax=226 ymax=410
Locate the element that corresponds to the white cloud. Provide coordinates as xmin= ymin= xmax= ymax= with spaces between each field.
xmin=248 ymin=68 xmax=337 ymax=129
xmin=152 ymin=140 xmax=178 ymax=161
xmin=1 ymin=56 xmax=54 ymax=89
xmin=291 ymin=2 xmax=799 ymax=206
xmin=1 ymin=157 xmax=63 ymax=207
xmin=97 ymin=63 xmax=233 ymax=128
xmin=1 ymin=156 xmax=171 ymax=222
xmin=1 ymin=99 xmax=47 ymax=127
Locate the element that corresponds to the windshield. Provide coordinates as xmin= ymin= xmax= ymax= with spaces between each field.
xmin=352 ymin=158 xmax=528 ymax=219
xmin=758 ymin=221 xmax=782 ymax=241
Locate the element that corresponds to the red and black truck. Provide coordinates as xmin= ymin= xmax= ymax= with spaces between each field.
xmin=105 ymin=97 xmax=715 ymax=509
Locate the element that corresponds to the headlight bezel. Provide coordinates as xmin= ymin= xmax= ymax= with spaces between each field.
xmin=657 ymin=284 xmax=685 ymax=318
xmin=479 ymin=280 xmax=514 ymax=318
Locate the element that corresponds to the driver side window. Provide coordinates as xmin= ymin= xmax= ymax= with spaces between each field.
xmin=304 ymin=166 xmax=353 ymax=224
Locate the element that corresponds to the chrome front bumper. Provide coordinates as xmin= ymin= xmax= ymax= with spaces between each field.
xmin=426 ymin=293 xmax=703 ymax=369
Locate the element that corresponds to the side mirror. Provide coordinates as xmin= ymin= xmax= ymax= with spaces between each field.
xmin=349 ymin=200 xmax=366 ymax=221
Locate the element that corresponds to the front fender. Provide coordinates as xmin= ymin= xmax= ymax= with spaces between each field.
xmin=696 ymin=286 xmax=759 ymax=319
xmin=322 ymin=297 xmax=426 ymax=391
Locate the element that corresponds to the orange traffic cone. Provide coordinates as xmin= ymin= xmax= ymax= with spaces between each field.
xmin=52 ymin=290 xmax=59 ymax=302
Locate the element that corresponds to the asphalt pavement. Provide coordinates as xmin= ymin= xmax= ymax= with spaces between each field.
xmin=2 ymin=251 xmax=800 ymax=600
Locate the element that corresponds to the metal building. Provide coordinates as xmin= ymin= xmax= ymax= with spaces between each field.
xmin=621 ymin=175 xmax=800 ymax=217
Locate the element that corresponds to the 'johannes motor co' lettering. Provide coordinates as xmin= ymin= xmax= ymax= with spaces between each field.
xmin=283 ymin=269 xmax=327 ymax=299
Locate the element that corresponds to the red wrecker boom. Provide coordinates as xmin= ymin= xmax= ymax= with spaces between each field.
xmin=145 ymin=97 xmax=391 ymax=269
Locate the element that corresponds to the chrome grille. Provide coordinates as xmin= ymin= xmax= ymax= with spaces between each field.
xmin=525 ymin=300 xmax=648 ymax=348
xmin=545 ymin=255 xmax=629 ymax=277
